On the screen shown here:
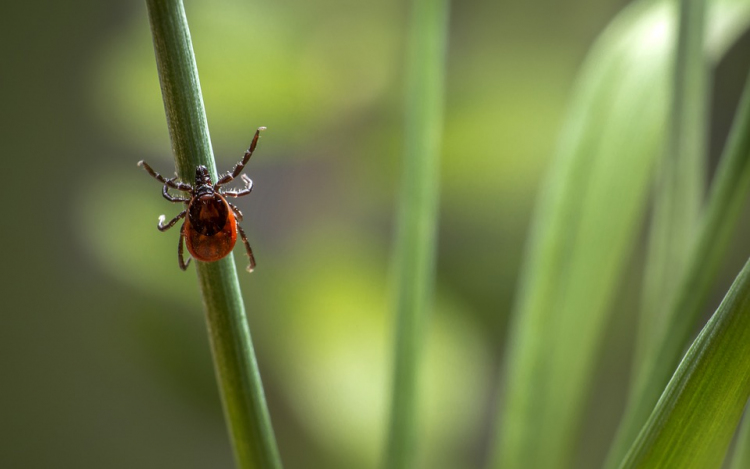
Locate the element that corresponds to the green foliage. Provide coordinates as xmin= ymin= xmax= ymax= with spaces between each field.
xmin=619 ymin=258 xmax=750 ymax=469
xmin=490 ymin=0 xmax=750 ymax=468
xmin=140 ymin=0 xmax=750 ymax=468
xmin=608 ymin=58 xmax=750 ymax=469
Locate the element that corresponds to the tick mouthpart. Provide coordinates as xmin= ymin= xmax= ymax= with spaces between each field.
xmin=195 ymin=165 xmax=212 ymax=186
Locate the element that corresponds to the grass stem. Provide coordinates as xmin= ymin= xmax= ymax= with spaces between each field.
xmin=145 ymin=1 xmax=282 ymax=467
xmin=383 ymin=0 xmax=450 ymax=467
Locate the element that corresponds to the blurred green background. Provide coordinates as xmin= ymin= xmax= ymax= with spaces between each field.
xmin=2 ymin=0 xmax=749 ymax=468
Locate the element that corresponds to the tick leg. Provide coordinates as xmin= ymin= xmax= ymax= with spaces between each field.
xmin=227 ymin=202 xmax=244 ymax=221
xmin=138 ymin=160 xmax=192 ymax=192
xmin=158 ymin=209 xmax=187 ymax=232
xmin=179 ymin=223 xmax=191 ymax=271
xmin=215 ymin=127 xmax=265 ymax=187
xmin=236 ymin=223 xmax=256 ymax=272
xmin=163 ymin=181 xmax=191 ymax=203
xmin=223 ymin=174 xmax=253 ymax=198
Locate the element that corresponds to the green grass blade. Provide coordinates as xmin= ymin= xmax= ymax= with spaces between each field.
xmin=490 ymin=1 xmax=750 ymax=468
xmin=606 ymin=66 xmax=750 ymax=469
xmin=145 ymin=1 xmax=282 ymax=468
xmin=637 ymin=0 xmax=707 ymax=372
xmin=728 ymin=413 xmax=750 ymax=469
xmin=618 ymin=258 xmax=750 ymax=469
xmin=383 ymin=0 xmax=450 ymax=467
xmin=490 ymin=3 xmax=675 ymax=467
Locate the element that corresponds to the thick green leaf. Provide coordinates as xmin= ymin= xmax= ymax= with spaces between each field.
xmin=491 ymin=5 xmax=673 ymax=467
xmin=490 ymin=1 xmax=750 ymax=468
xmin=618 ymin=258 xmax=750 ymax=469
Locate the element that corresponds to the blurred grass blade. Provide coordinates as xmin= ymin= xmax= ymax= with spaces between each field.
xmin=606 ymin=68 xmax=750 ymax=469
xmin=636 ymin=0 xmax=707 ymax=372
xmin=618 ymin=258 xmax=750 ymax=469
xmin=145 ymin=1 xmax=282 ymax=468
xmin=490 ymin=3 xmax=674 ymax=467
xmin=383 ymin=0 xmax=450 ymax=467
xmin=608 ymin=0 xmax=708 ymax=462
xmin=489 ymin=0 xmax=750 ymax=468
xmin=729 ymin=413 xmax=750 ymax=469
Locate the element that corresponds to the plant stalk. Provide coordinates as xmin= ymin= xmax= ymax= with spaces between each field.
xmin=145 ymin=1 xmax=282 ymax=468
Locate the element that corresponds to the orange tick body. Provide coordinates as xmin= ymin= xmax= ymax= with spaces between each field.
xmin=138 ymin=127 xmax=266 ymax=272
xmin=184 ymin=192 xmax=237 ymax=263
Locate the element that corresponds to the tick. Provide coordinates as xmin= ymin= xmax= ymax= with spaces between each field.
xmin=137 ymin=127 xmax=266 ymax=272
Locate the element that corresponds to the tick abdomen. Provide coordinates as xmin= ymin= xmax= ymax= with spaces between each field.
xmin=189 ymin=194 xmax=229 ymax=236
xmin=185 ymin=195 xmax=237 ymax=262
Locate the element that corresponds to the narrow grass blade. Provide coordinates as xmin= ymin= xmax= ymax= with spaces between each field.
xmin=145 ymin=1 xmax=282 ymax=468
xmin=637 ymin=0 xmax=707 ymax=372
xmin=618 ymin=258 xmax=750 ymax=469
xmin=606 ymin=0 xmax=709 ymax=463
xmin=728 ymin=412 xmax=750 ymax=469
xmin=383 ymin=0 xmax=450 ymax=467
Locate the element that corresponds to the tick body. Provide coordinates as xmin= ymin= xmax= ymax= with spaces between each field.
xmin=138 ymin=127 xmax=265 ymax=272
xmin=185 ymin=192 xmax=237 ymax=262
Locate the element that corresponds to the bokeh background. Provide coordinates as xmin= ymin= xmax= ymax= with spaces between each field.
xmin=2 ymin=0 xmax=750 ymax=468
